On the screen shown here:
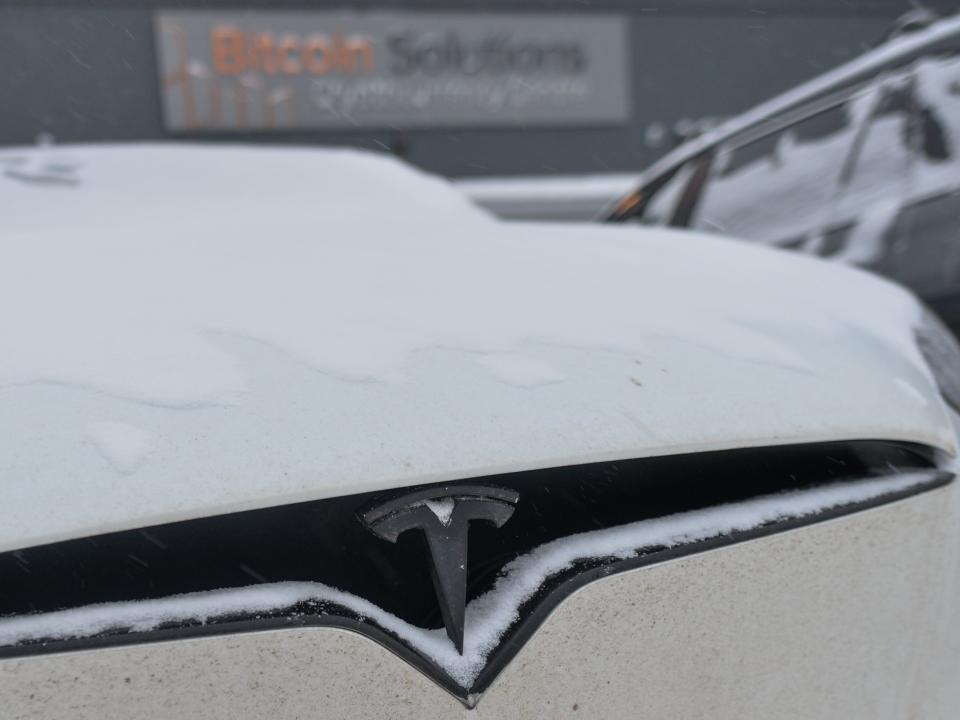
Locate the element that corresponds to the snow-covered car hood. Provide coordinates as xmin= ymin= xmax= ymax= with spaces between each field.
xmin=0 ymin=143 xmax=953 ymax=554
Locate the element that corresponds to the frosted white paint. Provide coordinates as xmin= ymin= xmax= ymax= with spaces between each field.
xmin=0 ymin=471 xmax=934 ymax=687
xmin=0 ymin=143 xmax=953 ymax=554
xmin=86 ymin=422 xmax=154 ymax=475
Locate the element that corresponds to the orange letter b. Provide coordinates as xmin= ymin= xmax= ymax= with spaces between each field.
xmin=212 ymin=27 xmax=245 ymax=75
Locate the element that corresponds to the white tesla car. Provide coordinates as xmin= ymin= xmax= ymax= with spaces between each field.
xmin=0 ymin=144 xmax=958 ymax=719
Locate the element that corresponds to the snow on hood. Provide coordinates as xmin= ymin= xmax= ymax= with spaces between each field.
xmin=0 ymin=143 xmax=953 ymax=553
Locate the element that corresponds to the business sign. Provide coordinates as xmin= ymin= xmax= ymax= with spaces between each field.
xmin=154 ymin=10 xmax=630 ymax=131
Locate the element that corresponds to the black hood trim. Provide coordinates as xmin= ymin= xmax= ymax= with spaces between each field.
xmin=0 ymin=441 xmax=952 ymax=705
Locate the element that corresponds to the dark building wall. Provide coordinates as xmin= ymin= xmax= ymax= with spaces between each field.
xmin=1 ymin=1 xmax=958 ymax=176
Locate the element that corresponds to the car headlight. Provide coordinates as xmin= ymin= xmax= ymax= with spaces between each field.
xmin=916 ymin=307 xmax=960 ymax=412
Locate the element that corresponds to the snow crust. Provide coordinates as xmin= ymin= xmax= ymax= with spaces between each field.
xmin=0 ymin=142 xmax=951 ymax=555
xmin=476 ymin=353 xmax=566 ymax=387
xmin=0 ymin=472 xmax=934 ymax=687
xmin=423 ymin=498 xmax=456 ymax=526
xmin=85 ymin=422 xmax=154 ymax=475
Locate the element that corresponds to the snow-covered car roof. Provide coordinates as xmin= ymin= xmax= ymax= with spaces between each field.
xmin=0 ymin=143 xmax=953 ymax=553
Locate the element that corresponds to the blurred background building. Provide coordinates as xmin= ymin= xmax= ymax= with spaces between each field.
xmin=1 ymin=1 xmax=958 ymax=178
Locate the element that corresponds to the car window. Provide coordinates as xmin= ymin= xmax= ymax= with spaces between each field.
xmin=912 ymin=52 xmax=960 ymax=192
xmin=839 ymin=76 xmax=915 ymax=201
xmin=817 ymin=73 xmax=916 ymax=261
xmin=719 ymin=132 xmax=780 ymax=177
xmin=690 ymin=92 xmax=868 ymax=242
xmin=851 ymin=54 xmax=960 ymax=287
xmin=829 ymin=54 xmax=960 ymax=270
xmin=790 ymin=103 xmax=849 ymax=142
xmin=873 ymin=190 xmax=960 ymax=296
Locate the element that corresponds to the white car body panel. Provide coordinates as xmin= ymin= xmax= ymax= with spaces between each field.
xmin=456 ymin=172 xmax=637 ymax=221
xmin=0 ymin=143 xmax=955 ymax=555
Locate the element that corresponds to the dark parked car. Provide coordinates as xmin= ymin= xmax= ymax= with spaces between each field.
xmin=607 ymin=12 xmax=960 ymax=329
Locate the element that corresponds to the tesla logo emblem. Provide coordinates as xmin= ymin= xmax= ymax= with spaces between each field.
xmin=361 ymin=485 xmax=519 ymax=653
